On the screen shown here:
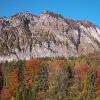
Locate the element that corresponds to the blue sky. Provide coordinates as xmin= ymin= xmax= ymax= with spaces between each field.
xmin=0 ymin=0 xmax=100 ymax=26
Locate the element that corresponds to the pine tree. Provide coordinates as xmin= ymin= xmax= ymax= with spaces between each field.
xmin=15 ymin=60 xmax=27 ymax=100
xmin=38 ymin=63 xmax=49 ymax=92
xmin=87 ymin=68 xmax=97 ymax=99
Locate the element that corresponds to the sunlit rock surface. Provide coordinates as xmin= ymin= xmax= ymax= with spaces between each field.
xmin=0 ymin=11 xmax=100 ymax=62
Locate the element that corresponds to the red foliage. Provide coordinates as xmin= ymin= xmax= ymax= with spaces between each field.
xmin=75 ymin=64 xmax=90 ymax=81
xmin=25 ymin=59 xmax=42 ymax=88
xmin=80 ymin=64 xmax=90 ymax=73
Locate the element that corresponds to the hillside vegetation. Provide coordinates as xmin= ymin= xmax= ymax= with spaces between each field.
xmin=0 ymin=52 xmax=100 ymax=100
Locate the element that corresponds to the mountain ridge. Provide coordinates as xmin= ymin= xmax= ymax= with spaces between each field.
xmin=0 ymin=11 xmax=100 ymax=62
xmin=0 ymin=11 xmax=99 ymax=28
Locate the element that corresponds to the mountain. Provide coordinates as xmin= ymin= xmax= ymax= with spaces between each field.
xmin=0 ymin=11 xmax=100 ymax=62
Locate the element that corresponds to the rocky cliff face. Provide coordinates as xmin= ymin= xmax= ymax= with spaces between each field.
xmin=0 ymin=11 xmax=100 ymax=62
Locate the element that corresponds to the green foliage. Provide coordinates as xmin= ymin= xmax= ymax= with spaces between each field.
xmin=17 ymin=60 xmax=25 ymax=85
xmin=15 ymin=85 xmax=27 ymax=100
xmin=68 ymin=56 xmax=77 ymax=60
xmin=15 ymin=60 xmax=27 ymax=100
xmin=30 ymin=77 xmax=40 ymax=100
xmin=55 ymin=56 xmax=67 ymax=60
xmin=37 ymin=56 xmax=68 ymax=61
xmin=38 ymin=63 xmax=49 ymax=92
xmin=66 ymin=84 xmax=81 ymax=100
xmin=5 ymin=61 xmax=17 ymax=71
xmin=37 ymin=57 xmax=55 ymax=61
xmin=87 ymin=68 xmax=97 ymax=99
xmin=15 ymin=84 xmax=37 ymax=100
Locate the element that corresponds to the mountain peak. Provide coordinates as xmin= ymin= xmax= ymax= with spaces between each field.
xmin=11 ymin=11 xmax=38 ymax=18
xmin=41 ymin=10 xmax=64 ymax=19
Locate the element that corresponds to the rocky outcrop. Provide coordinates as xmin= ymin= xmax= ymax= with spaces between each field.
xmin=0 ymin=11 xmax=100 ymax=62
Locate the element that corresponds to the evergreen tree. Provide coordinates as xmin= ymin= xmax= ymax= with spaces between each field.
xmin=87 ymin=68 xmax=97 ymax=99
xmin=15 ymin=60 xmax=27 ymax=100
xmin=38 ymin=63 xmax=49 ymax=92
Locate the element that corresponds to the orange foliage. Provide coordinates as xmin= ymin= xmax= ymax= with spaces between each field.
xmin=1 ymin=88 xmax=11 ymax=100
xmin=75 ymin=64 xmax=90 ymax=81
xmin=25 ymin=59 xmax=42 ymax=88
xmin=7 ymin=68 xmax=19 ymax=97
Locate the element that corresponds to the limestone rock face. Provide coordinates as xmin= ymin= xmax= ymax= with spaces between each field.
xmin=0 ymin=11 xmax=100 ymax=62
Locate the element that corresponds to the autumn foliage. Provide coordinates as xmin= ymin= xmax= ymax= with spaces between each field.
xmin=0 ymin=56 xmax=100 ymax=100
